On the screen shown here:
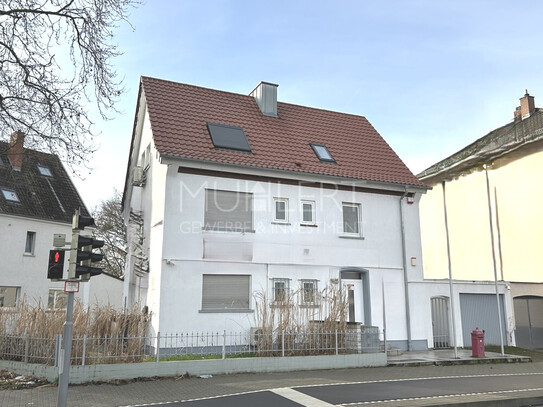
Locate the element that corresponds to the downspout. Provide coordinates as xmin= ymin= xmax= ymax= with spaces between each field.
xmin=484 ymin=165 xmax=505 ymax=356
xmin=399 ymin=186 xmax=412 ymax=351
xmin=442 ymin=181 xmax=458 ymax=358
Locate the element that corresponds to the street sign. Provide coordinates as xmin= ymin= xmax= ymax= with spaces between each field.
xmin=64 ymin=281 xmax=80 ymax=293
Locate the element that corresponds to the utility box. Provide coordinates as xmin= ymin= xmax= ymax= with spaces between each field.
xmin=471 ymin=327 xmax=485 ymax=358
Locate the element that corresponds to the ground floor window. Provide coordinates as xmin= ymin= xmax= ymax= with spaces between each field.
xmin=48 ymin=289 xmax=67 ymax=310
xmin=201 ymin=274 xmax=250 ymax=311
xmin=272 ymin=278 xmax=290 ymax=303
xmin=0 ymin=286 xmax=19 ymax=307
xmin=301 ymin=279 xmax=318 ymax=305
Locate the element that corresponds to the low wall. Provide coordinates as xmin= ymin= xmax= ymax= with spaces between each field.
xmin=0 ymin=353 xmax=387 ymax=384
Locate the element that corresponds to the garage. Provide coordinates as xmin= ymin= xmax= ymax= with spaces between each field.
xmin=460 ymin=293 xmax=507 ymax=346
xmin=514 ymin=296 xmax=543 ymax=349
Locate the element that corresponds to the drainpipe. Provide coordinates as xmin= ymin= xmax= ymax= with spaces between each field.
xmin=399 ymin=186 xmax=412 ymax=351
xmin=484 ymin=165 xmax=505 ymax=356
xmin=442 ymin=181 xmax=458 ymax=358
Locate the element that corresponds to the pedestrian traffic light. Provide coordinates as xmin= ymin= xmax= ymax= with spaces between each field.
xmin=75 ymin=234 xmax=104 ymax=280
xmin=47 ymin=249 xmax=65 ymax=280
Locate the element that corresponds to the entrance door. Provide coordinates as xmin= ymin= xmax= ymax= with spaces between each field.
xmin=343 ymin=279 xmax=364 ymax=324
xmin=431 ymin=296 xmax=450 ymax=348
xmin=514 ymin=296 xmax=543 ymax=349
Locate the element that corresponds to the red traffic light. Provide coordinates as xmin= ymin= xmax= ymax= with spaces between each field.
xmin=47 ymin=250 xmax=65 ymax=280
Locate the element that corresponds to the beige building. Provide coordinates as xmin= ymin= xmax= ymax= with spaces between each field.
xmin=418 ymin=91 xmax=543 ymax=349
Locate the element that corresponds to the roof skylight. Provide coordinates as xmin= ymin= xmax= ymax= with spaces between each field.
xmin=37 ymin=164 xmax=53 ymax=177
xmin=1 ymin=188 xmax=20 ymax=202
xmin=310 ymin=143 xmax=335 ymax=163
xmin=207 ymin=123 xmax=251 ymax=152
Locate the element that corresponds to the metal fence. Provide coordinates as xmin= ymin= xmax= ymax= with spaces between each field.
xmin=0 ymin=328 xmax=384 ymax=366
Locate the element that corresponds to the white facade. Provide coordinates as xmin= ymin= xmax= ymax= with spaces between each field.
xmin=0 ymin=214 xmax=123 ymax=309
xmin=123 ymin=103 xmax=431 ymax=350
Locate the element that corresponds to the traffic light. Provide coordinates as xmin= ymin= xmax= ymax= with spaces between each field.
xmin=47 ymin=249 xmax=65 ymax=280
xmin=75 ymin=234 xmax=104 ymax=280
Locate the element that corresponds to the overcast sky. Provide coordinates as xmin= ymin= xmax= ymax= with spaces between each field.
xmin=76 ymin=0 xmax=543 ymax=209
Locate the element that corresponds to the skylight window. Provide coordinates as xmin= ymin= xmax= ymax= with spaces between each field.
xmin=310 ymin=143 xmax=335 ymax=163
xmin=1 ymin=189 xmax=19 ymax=202
xmin=37 ymin=164 xmax=52 ymax=177
xmin=207 ymin=123 xmax=251 ymax=152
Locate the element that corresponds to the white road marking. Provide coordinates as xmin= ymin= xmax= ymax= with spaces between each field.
xmin=339 ymin=387 xmax=543 ymax=406
xmin=272 ymin=387 xmax=336 ymax=406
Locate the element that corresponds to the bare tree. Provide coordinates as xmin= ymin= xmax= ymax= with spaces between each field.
xmin=93 ymin=190 xmax=126 ymax=278
xmin=0 ymin=0 xmax=139 ymax=170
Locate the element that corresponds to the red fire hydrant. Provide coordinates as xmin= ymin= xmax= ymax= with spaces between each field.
xmin=471 ymin=327 xmax=485 ymax=358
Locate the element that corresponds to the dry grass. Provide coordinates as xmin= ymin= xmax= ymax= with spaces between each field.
xmin=253 ymin=284 xmax=351 ymax=356
xmin=0 ymin=298 xmax=150 ymax=365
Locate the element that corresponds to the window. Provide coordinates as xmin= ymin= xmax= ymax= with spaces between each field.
xmin=37 ymin=164 xmax=52 ymax=177
xmin=207 ymin=122 xmax=251 ymax=152
xmin=0 ymin=287 xmax=19 ymax=307
xmin=24 ymin=231 xmax=36 ymax=254
xmin=1 ymin=188 xmax=19 ymax=202
xmin=300 ymin=200 xmax=316 ymax=225
xmin=342 ymin=203 xmax=361 ymax=235
xmin=301 ymin=280 xmax=318 ymax=305
xmin=273 ymin=198 xmax=289 ymax=223
xmin=310 ymin=143 xmax=335 ymax=163
xmin=204 ymin=189 xmax=253 ymax=232
xmin=48 ymin=289 xmax=67 ymax=310
xmin=201 ymin=274 xmax=250 ymax=311
xmin=273 ymin=278 xmax=290 ymax=303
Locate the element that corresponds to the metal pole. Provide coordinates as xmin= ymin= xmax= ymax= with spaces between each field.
xmin=382 ymin=281 xmax=387 ymax=356
xmin=485 ymin=166 xmax=505 ymax=356
xmin=399 ymin=189 xmax=412 ymax=351
xmin=335 ymin=329 xmax=338 ymax=355
xmin=442 ymin=181 xmax=458 ymax=358
xmin=57 ymin=291 xmax=74 ymax=407
xmin=222 ymin=330 xmax=226 ymax=360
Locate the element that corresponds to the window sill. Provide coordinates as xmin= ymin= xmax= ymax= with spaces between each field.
xmin=271 ymin=221 xmax=291 ymax=225
xmin=300 ymin=223 xmax=317 ymax=227
xmin=339 ymin=235 xmax=365 ymax=240
xmin=199 ymin=309 xmax=254 ymax=314
xmin=23 ymin=253 xmax=35 ymax=257
xmin=299 ymin=304 xmax=319 ymax=309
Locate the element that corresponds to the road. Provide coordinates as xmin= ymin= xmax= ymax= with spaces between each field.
xmin=120 ymin=372 xmax=543 ymax=407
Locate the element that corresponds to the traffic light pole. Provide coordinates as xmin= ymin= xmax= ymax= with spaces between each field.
xmin=57 ymin=291 xmax=74 ymax=407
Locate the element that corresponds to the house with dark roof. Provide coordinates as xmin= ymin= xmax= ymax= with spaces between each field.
xmin=0 ymin=132 xmax=123 ymax=309
xmin=122 ymin=77 xmax=432 ymax=350
xmin=418 ymin=91 xmax=543 ymax=349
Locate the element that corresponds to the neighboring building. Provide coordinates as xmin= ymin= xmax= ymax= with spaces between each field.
xmin=0 ymin=132 xmax=123 ymax=310
xmin=418 ymin=91 xmax=543 ymax=349
xmin=122 ymin=77 xmax=433 ymax=350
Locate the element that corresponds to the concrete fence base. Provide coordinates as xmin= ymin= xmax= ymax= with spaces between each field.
xmin=0 ymin=353 xmax=387 ymax=384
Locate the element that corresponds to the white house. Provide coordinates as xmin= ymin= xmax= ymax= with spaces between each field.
xmin=122 ymin=77 xmax=433 ymax=350
xmin=0 ymin=132 xmax=123 ymax=310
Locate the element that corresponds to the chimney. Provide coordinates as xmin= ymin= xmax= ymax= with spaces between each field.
xmin=8 ymin=131 xmax=25 ymax=170
xmin=518 ymin=90 xmax=535 ymax=119
xmin=250 ymin=81 xmax=278 ymax=117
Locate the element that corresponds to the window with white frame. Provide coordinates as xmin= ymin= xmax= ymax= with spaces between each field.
xmin=201 ymin=274 xmax=250 ymax=311
xmin=301 ymin=280 xmax=318 ymax=305
xmin=48 ymin=289 xmax=67 ymax=310
xmin=273 ymin=278 xmax=290 ymax=303
xmin=300 ymin=200 xmax=315 ymax=225
xmin=204 ymin=189 xmax=253 ymax=232
xmin=1 ymin=188 xmax=19 ymax=202
xmin=273 ymin=198 xmax=289 ymax=223
xmin=342 ymin=203 xmax=361 ymax=235
xmin=24 ymin=231 xmax=36 ymax=254
xmin=0 ymin=286 xmax=19 ymax=307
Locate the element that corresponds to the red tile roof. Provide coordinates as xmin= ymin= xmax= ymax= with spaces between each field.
xmin=141 ymin=76 xmax=426 ymax=188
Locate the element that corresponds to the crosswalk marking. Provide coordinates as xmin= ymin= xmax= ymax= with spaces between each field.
xmin=272 ymin=387 xmax=336 ymax=407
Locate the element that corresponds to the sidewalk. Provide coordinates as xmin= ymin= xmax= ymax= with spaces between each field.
xmin=0 ymin=350 xmax=541 ymax=407
xmin=388 ymin=348 xmax=532 ymax=366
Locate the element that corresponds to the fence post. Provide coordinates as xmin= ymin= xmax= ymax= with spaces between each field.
xmin=24 ymin=333 xmax=29 ymax=363
xmin=156 ymin=332 xmax=160 ymax=363
xmin=82 ymin=334 xmax=87 ymax=366
xmin=281 ymin=330 xmax=285 ymax=357
xmin=335 ymin=329 xmax=338 ymax=355
xmin=54 ymin=334 xmax=62 ymax=367
xmin=222 ymin=331 xmax=226 ymax=360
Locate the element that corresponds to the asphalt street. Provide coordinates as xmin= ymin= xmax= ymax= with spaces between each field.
xmin=2 ymin=361 xmax=543 ymax=407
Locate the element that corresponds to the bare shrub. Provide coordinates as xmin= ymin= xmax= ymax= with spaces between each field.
xmin=253 ymin=283 xmax=349 ymax=356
